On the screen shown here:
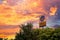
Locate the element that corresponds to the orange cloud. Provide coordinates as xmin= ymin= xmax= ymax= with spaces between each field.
xmin=50 ymin=6 xmax=57 ymax=16
xmin=0 ymin=26 xmax=19 ymax=38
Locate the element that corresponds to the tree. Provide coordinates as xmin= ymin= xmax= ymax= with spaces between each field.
xmin=15 ymin=23 xmax=60 ymax=40
xmin=15 ymin=23 xmax=33 ymax=40
xmin=0 ymin=38 xmax=3 ymax=40
xmin=50 ymin=28 xmax=60 ymax=40
xmin=4 ymin=38 xmax=8 ymax=40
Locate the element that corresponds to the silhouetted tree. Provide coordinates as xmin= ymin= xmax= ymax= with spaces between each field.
xmin=0 ymin=38 xmax=3 ymax=40
xmin=10 ymin=39 xmax=14 ymax=40
xmin=15 ymin=23 xmax=33 ymax=40
xmin=15 ymin=23 xmax=60 ymax=40
xmin=4 ymin=38 xmax=8 ymax=40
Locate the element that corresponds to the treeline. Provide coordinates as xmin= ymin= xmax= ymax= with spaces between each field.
xmin=14 ymin=23 xmax=60 ymax=40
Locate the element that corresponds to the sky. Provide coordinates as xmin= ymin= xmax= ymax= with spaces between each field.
xmin=0 ymin=0 xmax=60 ymax=38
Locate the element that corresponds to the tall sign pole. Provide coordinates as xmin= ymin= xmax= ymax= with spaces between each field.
xmin=39 ymin=15 xmax=46 ymax=28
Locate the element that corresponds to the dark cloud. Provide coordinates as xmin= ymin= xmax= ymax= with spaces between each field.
xmin=0 ymin=0 xmax=3 ymax=4
xmin=43 ymin=0 xmax=60 ymax=27
xmin=56 ymin=9 xmax=60 ymax=19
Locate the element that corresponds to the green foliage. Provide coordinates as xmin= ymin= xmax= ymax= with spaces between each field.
xmin=0 ymin=38 xmax=3 ymax=40
xmin=15 ymin=23 xmax=60 ymax=40
xmin=15 ymin=23 xmax=33 ymax=40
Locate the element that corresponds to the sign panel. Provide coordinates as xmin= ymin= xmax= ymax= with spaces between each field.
xmin=39 ymin=15 xmax=46 ymax=27
xmin=39 ymin=21 xmax=46 ymax=27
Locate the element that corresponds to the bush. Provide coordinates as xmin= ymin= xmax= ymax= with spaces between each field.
xmin=15 ymin=23 xmax=60 ymax=40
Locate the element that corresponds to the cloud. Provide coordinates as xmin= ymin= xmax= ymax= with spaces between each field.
xmin=0 ymin=26 xmax=19 ymax=38
xmin=0 ymin=0 xmax=3 ymax=4
xmin=0 ymin=25 xmax=19 ymax=29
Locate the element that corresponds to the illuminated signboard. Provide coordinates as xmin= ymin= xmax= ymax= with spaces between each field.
xmin=39 ymin=15 xmax=46 ymax=27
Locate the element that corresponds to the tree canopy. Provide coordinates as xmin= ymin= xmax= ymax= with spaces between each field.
xmin=15 ymin=23 xmax=60 ymax=40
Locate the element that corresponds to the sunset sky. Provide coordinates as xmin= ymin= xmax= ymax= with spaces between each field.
xmin=0 ymin=0 xmax=60 ymax=39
